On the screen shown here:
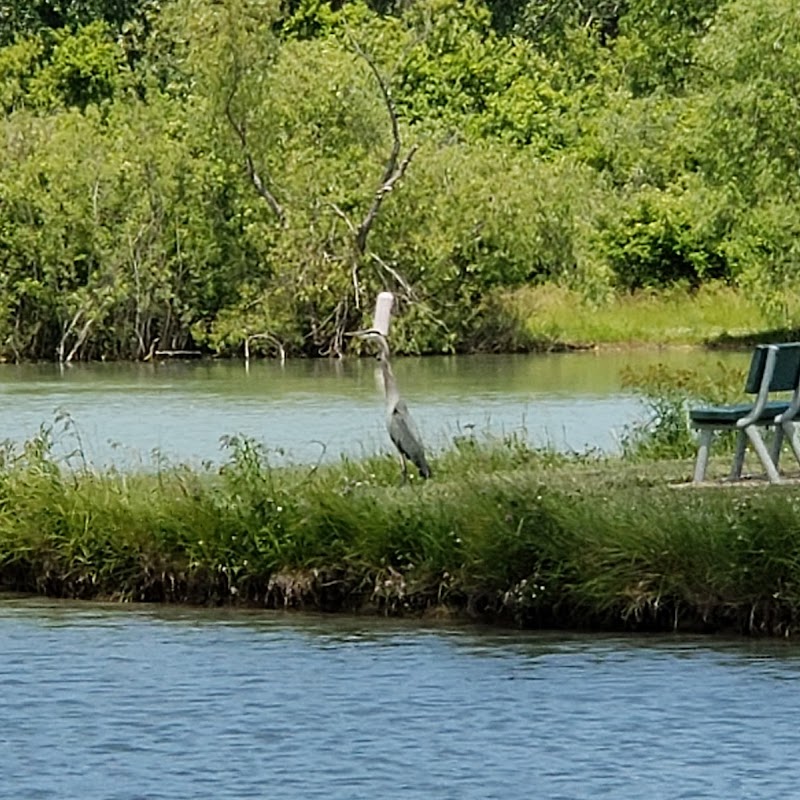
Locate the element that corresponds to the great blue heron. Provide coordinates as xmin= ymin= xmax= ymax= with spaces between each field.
xmin=349 ymin=328 xmax=432 ymax=481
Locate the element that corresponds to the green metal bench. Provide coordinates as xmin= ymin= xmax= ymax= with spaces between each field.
xmin=690 ymin=343 xmax=800 ymax=483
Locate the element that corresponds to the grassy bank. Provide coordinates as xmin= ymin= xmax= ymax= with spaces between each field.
xmin=501 ymin=284 xmax=800 ymax=349
xmin=2 ymin=430 xmax=800 ymax=636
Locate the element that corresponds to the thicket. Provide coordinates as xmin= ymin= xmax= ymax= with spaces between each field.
xmin=1 ymin=0 xmax=800 ymax=361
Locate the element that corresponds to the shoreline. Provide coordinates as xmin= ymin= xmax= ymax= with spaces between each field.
xmin=0 ymin=587 xmax=769 ymax=639
xmin=0 ymin=438 xmax=798 ymax=638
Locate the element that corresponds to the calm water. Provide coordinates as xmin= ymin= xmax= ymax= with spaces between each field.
xmin=1 ymin=595 xmax=799 ymax=799
xmin=0 ymin=350 xmax=746 ymax=468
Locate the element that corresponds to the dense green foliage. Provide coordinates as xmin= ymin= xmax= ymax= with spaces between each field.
xmin=0 ymin=0 xmax=149 ymax=46
xmin=3 ymin=428 xmax=800 ymax=635
xmin=2 ymin=0 xmax=800 ymax=360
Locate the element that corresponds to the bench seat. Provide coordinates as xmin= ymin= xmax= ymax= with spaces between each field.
xmin=690 ymin=400 xmax=791 ymax=426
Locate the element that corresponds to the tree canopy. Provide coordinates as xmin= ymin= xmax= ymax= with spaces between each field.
xmin=0 ymin=0 xmax=798 ymax=360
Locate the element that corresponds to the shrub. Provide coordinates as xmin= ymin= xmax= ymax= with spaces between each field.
xmin=600 ymin=187 xmax=729 ymax=290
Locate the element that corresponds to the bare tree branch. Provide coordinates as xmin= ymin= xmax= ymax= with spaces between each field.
xmin=58 ymin=309 xmax=83 ymax=363
xmin=328 ymin=203 xmax=364 ymax=309
xmin=66 ymin=318 xmax=94 ymax=363
xmin=371 ymin=253 xmax=415 ymax=297
xmin=244 ymin=332 xmax=286 ymax=363
xmin=372 ymin=254 xmax=450 ymax=337
xmin=329 ymin=202 xmax=356 ymax=235
xmin=224 ymin=54 xmax=286 ymax=226
xmin=59 ymin=306 xmax=97 ymax=363
xmin=348 ymin=36 xmax=418 ymax=256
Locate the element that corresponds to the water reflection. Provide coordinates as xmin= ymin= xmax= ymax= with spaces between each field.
xmin=4 ymin=592 xmax=800 ymax=663
xmin=0 ymin=350 xmax=748 ymax=468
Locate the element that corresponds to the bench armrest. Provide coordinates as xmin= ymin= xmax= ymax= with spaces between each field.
xmin=775 ymin=387 xmax=800 ymax=424
xmin=736 ymin=345 xmax=778 ymax=428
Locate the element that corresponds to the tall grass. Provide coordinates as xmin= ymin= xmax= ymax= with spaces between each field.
xmin=498 ymin=283 xmax=792 ymax=347
xmin=619 ymin=359 xmax=747 ymax=460
xmin=2 ymin=426 xmax=800 ymax=634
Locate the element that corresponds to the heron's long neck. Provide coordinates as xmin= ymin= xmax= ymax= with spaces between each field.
xmin=382 ymin=360 xmax=401 ymax=402
xmin=378 ymin=345 xmax=400 ymax=407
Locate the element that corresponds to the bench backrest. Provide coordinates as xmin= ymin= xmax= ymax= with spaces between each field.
xmin=745 ymin=343 xmax=800 ymax=394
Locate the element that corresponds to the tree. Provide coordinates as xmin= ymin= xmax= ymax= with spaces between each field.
xmin=616 ymin=0 xmax=724 ymax=95
xmin=510 ymin=0 xmax=626 ymax=47
xmin=693 ymin=0 xmax=800 ymax=198
xmin=0 ymin=0 xmax=150 ymax=45
xmin=162 ymin=0 xmax=423 ymax=356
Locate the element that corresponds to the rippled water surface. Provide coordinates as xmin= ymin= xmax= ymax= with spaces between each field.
xmin=1 ymin=596 xmax=799 ymax=799
xmin=0 ymin=350 xmax=747 ymax=467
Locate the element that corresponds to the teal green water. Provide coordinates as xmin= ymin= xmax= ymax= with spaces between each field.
xmin=1 ymin=595 xmax=798 ymax=799
xmin=0 ymin=350 xmax=746 ymax=467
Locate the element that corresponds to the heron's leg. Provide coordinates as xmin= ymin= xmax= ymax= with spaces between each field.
xmin=399 ymin=453 xmax=408 ymax=485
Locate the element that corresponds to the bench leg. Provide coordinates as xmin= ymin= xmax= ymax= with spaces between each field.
xmin=693 ymin=429 xmax=714 ymax=483
xmin=771 ymin=426 xmax=785 ymax=467
xmin=745 ymin=426 xmax=782 ymax=483
xmin=782 ymin=421 xmax=800 ymax=470
xmin=730 ymin=430 xmax=748 ymax=479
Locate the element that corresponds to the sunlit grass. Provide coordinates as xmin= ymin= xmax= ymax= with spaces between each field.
xmin=3 ymin=428 xmax=800 ymax=635
xmin=501 ymin=283 xmax=798 ymax=347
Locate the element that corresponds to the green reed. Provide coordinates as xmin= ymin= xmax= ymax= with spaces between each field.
xmin=2 ymin=427 xmax=800 ymax=635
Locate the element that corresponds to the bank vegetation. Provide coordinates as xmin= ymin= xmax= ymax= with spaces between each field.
xmin=2 ymin=397 xmax=800 ymax=636
xmin=2 ymin=0 xmax=800 ymax=360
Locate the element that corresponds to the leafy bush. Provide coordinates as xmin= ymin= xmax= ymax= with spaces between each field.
xmin=0 ymin=0 xmax=148 ymax=46
xmin=692 ymin=0 xmax=800 ymax=200
xmin=722 ymin=202 xmax=800 ymax=327
xmin=600 ymin=187 xmax=729 ymax=290
xmin=30 ymin=20 xmax=125 ymax=109
xmin=616 ymin=0 xmax=724 ymax=95
xmin=0 ymin=0 xmax=799 ymax=361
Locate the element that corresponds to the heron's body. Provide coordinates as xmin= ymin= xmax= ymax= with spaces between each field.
xmin=353 ymin=328 xmax=431 ymax=481
xmin=382 ymin=365 xmax=432 ymax=480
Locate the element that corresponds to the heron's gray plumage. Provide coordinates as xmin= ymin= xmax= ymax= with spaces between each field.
xmin=388 ymin=398 xmax=431 ymax=479
xmin=350 ymin=328 xmax=431 ymax=481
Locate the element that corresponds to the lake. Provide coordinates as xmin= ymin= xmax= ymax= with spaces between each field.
xmin=0 ymin=349 xmax=746 ymax=468
xmin=0 ymin=595 xmax=797 ymax=799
